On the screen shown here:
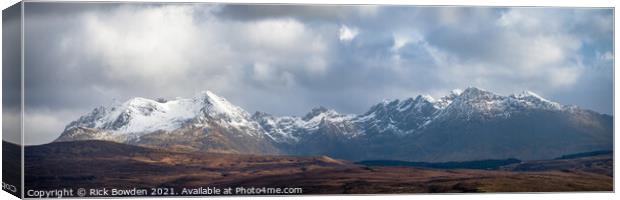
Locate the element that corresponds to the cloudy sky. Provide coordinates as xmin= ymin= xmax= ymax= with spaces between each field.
xmin=22 ymin=3 xmax=613 ymax=144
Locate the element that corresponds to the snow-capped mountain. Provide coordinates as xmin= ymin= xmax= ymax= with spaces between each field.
xmin=436 ymin=87 xmax=564 ymax=120
xmin=251 ymin=107 xmax=358 ymax=144
xmin=346 ymin=87 xmax=569 ymax=137
xmin=63 ymin=91 xmax=262 ymax=135
xmin=56 ymin=87 xmax=612 ymax=162
xmin=353 ymin=94 xmax=439 ymax=136
xmin=56 ymin=91 xmax=278 ymax=154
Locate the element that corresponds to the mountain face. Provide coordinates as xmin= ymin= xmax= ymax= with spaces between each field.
xmin=56 ymin=91 xmax=280 ymax=154
xmin=55 ymin=87 xmax=613 ymax=162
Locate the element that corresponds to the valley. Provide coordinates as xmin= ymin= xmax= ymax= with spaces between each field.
xmin=22 ymin=140 xmax=612 ymax=196
xmin=23 ymin=87 xmax=613 ymax=196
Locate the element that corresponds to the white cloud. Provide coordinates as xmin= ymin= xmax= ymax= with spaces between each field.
xmin=339 ymin=25 xmax=358 ymax=42
xmin=414 ymin=8 xmax=597 ymax=94
xmin=598 ymin=51 xmax=613 ymax=61
xmin=74 ymin=5 xmax=329 ymax=98
xmin=391 ymin=34 xmax=410 ymax=51
xmin=2 ymin=110 xmax=21 ymax=144
xmin=252 ymin=62 xmax=273 ymax=81
xmin=23 ymin=5 xmax=613 ymax=144
xmin=244 ymin=18 xmax=309 ymax=52
xmin=548 ymin=66 xmax=582 ymax=88
xmin=82 ymin=5 xmax=200 ymax=84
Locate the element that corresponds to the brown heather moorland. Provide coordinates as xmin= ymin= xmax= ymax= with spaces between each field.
xmin=21 ymin=140 xmax=612 ymax=196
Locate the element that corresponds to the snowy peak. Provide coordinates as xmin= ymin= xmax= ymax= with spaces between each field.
xmin=194 ymin=90 xmax=250 ymax=118
xmin=63 ymin=96 xmax=200 ymax=134
xmin=354 ymin=94 xmax=440 ymax=135
xmin=302 ymin=107 xmax=353 ymax=127
xmin=253 ymin=107 xmax=356 ymax=143
xmin=510 ymin=90 xmax=562 ymax=110
xmin=251 ymin=111 xmax=272 ymax=120
xmin=451 ymin=89 xmax=464 ymax=96
xmin=354 ymin=87 xmax=577 ymax=134
xmin=64 ymin=90 xmax=259 ymax=136
xmin=302 ymin=107 xmax=331 ymax=121
xmin=411 ymin=95 xmax=437 ymax=110
xmin=416 ymin=94 xmax=436 ymax=103
xmin=395 ymin=98 xmax=416 ymax=112
xmin=191 ymin=91 xmax=266 ymax=137
xmin=251 ymin=111 xmax=303 ymax=143
xmin=513 ymin=90 xmax=544 ymax=99
xmin=434 ymin=89 xmax=462 ymax=109
xmin=447 ymin=87 xmax=504 ymax=111
xmin=445 ymin=87 xmax=562 ymax=111
xmin=61 ymin=87 xmax=587 ymax=146
xmin=56 ymin=87 xmax=610 ymax=161
xmin=435 ymin=87 xmax=567 ymax=120
xmin=455 ymin=87 xmax=498 ymax=100
xmin=362 ymin=94 xmax=436 ymax=118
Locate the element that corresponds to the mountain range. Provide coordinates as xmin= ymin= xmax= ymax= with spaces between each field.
xmin=55 ymin=87 xmax=613 ymax=162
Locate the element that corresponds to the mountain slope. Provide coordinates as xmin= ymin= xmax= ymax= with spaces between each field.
xmin=255 ymin=87 xmax=612 ymax=161
xmin=55 ymin=88 xmax=612 ymax=162
xmin=56 ymin=91 xmax=280 ymax=154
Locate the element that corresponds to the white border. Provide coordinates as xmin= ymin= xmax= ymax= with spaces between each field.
xmin=1 ymin=0 xmax=618 ymax=8
xmin=1 ymin=0 xmax=617 ymax=200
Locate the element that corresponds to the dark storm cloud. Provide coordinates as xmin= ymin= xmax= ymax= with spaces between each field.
xmin=22 ymin=2 xmax=613 ymax=144
xmin=215 ymin=4 xmax=377 ymax=22
xmin=24 ymin=2 xmax=120 ymax=17
xmin=3 ymin=3 xmax=23 ymax=144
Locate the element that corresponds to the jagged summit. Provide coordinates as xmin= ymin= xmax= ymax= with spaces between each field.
xmin=416 ymin=94 xmax=435 ymax=103
xmin=63 ymin=90 xmax=258 ymax=135
xmin=195 ymin=90 xmax=238 ymax=111
xmin=511 ymin=90 xmax=562 ymax=109
xmin=57 ymin=90 xmax=278 ymax=154
xmin=62 ymin=88 xmax=575 ymax=137
xmin=361 ymin=87 xmax=563 ymax=119
xmin=56 ymin=88 xmax=611 ymax=162
xmin=303 ymin=106 xmax=332 ymax=121
xmin=513 ymin=90 xmax=545 ymax=99
xmin=462 ymin=86 xmax=486 ymax=93
xmin=451 ymin=88 xmax=464 ymax=96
